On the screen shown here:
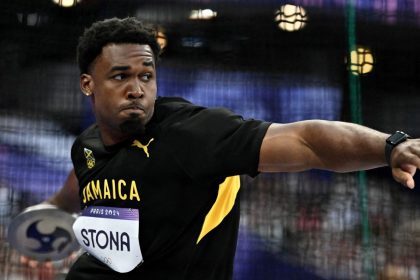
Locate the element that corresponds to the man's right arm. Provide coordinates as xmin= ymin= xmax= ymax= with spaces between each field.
xmin=46 ymin=169 xmax=80 ymax=213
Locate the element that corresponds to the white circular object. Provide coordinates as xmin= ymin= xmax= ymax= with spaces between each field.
xmin=7 ymin=204 xmax=79 ymax=261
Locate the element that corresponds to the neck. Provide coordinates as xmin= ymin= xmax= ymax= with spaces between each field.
xmin=97 ymin=124 xmax=130 ymax=146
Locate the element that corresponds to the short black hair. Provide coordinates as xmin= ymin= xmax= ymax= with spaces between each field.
xmin=77 ymin=17 xmax=161 ymax=74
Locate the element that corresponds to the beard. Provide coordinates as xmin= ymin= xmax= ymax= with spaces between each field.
xmin=119 ymin=113 xmax=146 ymax=135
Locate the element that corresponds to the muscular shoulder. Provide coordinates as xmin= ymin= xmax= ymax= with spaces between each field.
xmin=73 ymin=124 xmax=100 ymax=146
xmin=153 ymin=96 xmax=200 ymax=120
xmin=71 ymin=124 xmax=105 ymax=160
xmin=154 ymin=96 xmax=240 ymax=126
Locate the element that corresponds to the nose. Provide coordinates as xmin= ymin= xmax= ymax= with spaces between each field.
xmin=127 ymin=82 xmax=144 ymax=99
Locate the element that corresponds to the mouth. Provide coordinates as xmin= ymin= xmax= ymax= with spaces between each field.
xmin=120 ymin=103 xmax=145 ymax=115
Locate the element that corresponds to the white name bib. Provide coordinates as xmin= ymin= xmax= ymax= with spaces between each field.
xmin=72 ymin=206 xmax=143 ymax=273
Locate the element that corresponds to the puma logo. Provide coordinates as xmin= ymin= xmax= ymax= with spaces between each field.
xmin=132 ymin=138 xmax=154 ymax=158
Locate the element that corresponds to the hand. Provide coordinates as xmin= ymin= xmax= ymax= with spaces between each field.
xmin=390 ymin=139 xmax=420 ymax=189
xmin=19 ymin=255 xmax=55 ymax=279
xmin=19 ymin=251 xmax=79 ymax=279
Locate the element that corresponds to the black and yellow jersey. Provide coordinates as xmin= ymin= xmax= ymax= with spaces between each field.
xmin=70 ymin=97 xmax=271 ymax=280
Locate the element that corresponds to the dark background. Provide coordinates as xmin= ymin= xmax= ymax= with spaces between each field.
xmin=1 ymin=1 xmax=420 ymax=279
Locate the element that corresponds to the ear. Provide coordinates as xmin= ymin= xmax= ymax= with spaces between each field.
xmin=80 ymin=74 xmax=94 ymax=96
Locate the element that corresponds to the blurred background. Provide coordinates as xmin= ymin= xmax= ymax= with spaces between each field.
xmin=1 ymin=0 xmax=420 ymax=279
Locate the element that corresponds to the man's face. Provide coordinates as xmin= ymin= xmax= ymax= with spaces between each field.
xmin=80 ymin=43 xmax=157 ymax=145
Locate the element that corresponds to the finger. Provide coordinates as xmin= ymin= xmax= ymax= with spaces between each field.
xmin=64 ymin=251 xmax=79 ymax=266
xmin=44 ymin=261 xmax=53 ymax=268
xmin=406 ymin=177 xmax=415 ymax=189
xmin=20 ymin=255 xmax=29 ymax=265
xmin=28 ymin=259 xmax=39 ymax=268
xmin=392 ymin=167 xmax=416 ymax=189
xmin=38 ymin=261 xmax=54 ymax=280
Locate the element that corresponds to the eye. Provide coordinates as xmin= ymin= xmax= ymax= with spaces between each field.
xmin=141 ymin=73 xmax=152 ymax=82
xmin=112 ymin=73 xmax=126 ymax=81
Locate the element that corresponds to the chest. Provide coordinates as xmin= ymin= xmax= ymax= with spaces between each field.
xmin=77 ymin=136 xmax=217 ymax=222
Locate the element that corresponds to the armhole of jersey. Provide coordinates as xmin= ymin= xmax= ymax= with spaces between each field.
xmin=196 ymin=175 xmax=240 ymax=244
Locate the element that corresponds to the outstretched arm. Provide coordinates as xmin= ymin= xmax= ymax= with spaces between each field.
xmin=45 ymin=168 xmax=81 ymax=213
xmin=258 ymin=120 xmax=420 ymax=188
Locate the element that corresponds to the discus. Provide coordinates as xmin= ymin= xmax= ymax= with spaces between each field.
xmin=7 ymin=203 xmax=80 ymax=261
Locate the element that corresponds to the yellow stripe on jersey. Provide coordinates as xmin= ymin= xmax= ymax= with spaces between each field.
xmin=196 ymin=175 xmax=240 ymax=244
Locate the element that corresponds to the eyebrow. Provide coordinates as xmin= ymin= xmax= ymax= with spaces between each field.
xmin=109 ymin=66 xmax=130 ymax=72
xmin=109 ymin=60 xmax=155 ymax=73
xmin=143 ymin=60 xmax=155 ymax=68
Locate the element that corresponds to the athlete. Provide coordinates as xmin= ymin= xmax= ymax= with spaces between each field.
xmin=29 ymin=17 xmax=420 ymax=279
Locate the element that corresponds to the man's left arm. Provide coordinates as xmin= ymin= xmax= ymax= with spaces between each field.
xmin=258 ymin=120 xmax=420 ymax=188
